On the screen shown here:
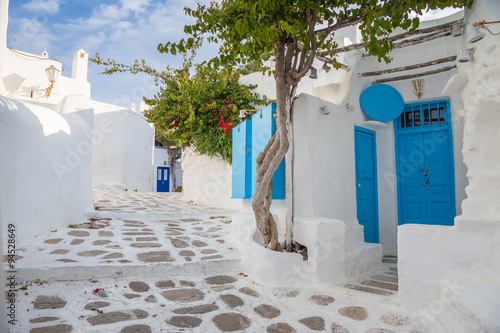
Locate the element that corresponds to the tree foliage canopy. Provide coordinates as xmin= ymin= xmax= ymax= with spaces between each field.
xmin=91 ymin=55 xmax=271 ymax=162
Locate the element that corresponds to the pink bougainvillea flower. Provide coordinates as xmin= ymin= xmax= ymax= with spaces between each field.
xmin=94 ymin=288 xmax=100 ymax=293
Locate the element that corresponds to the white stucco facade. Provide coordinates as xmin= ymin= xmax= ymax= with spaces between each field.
xmin=0 ymin=0 xmax=154 ymax=241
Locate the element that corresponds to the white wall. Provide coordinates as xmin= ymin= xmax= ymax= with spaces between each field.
xmin=245 ymin=12 xmax=469 ymax=255
xmin=181 ymin=146 xmax=242 ymax=209
xmin=0 ymin=96 xmax=94 ymax=240
xmin=91 ymin=101 xmax=154 ymax=192
xmin=398 ymin=1 xmax=500 ymax=330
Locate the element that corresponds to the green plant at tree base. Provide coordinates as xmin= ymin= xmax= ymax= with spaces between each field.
xmin=91 ymin=55 xmax=272 ymax=163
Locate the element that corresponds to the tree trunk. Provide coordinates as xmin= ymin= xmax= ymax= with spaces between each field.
xmin=252 ymin=40 xmax=289 ymax=251
xmin=167 ymin=149 xmax=177 ymax=191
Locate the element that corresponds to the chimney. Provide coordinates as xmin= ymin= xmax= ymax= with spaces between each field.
xmin=71 ymin=49 xmax=89 ymax=81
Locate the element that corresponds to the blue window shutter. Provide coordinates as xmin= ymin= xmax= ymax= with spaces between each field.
xmin=231 ymin=119 xmax=252 ymax=199
xmin=251 ymin=103 xmax=285 ymax=199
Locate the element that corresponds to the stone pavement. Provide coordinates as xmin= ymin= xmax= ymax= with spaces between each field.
xmin=4 ymin=191 xmax=425 ymax=332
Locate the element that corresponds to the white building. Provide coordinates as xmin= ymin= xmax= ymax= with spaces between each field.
xmin=182 ymin=1 xmax=500 ymax=330
xmin=0 ymin=0 xmax=155 ymax=240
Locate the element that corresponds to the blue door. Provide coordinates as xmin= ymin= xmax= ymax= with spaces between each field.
xmin=157 ymin=166 xmax=170 ymax=192
xmin=395 ymin=100 xmax=455 ymax=226
xmin=355 ymin=127 xmax=379 ymax=243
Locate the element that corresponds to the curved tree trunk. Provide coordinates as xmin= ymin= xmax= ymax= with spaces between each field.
xmin=252 ymin=40 xmax=289 ymax=251
xmin=167 ymin=149 xmax=177 ymax=191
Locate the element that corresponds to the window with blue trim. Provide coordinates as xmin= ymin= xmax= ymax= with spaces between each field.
xmin=397 ymin=101 xmax=448 ymax=131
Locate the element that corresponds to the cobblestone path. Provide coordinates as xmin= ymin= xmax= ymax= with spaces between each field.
xmin=4 ymin=191 xmax=424 ymax=332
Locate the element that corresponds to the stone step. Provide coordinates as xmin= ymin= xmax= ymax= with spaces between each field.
xmin=13 ymin=259 xmax=238 ymax=282
xmin=370 ymin=274 xmax=398 ymax=284
xmin=361 ymin=280 xmax=398 ymax=291
xmin=344 ymin=284 xmax=394 ymax=296
xmin=382 ymin=257 xmax=398 ymax=263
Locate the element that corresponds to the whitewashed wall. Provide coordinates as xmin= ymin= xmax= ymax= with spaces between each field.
xmin=0 ymin=96 xmax=94 ymax=240
xmin=398 ymin=1 xmax=500 ymax=331
xmin=181 ymin=147 xmax=240 ymax=209
xmin=91 ymin=101 xmax=154 ymax=192
xmin=243 ymin=12 xmax=469 ymax=256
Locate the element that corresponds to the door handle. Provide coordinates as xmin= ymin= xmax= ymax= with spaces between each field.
xmin=420 ymin=169 xmax=430 ymax=176
xmin=422 ymin=178 xmax=430 ymax=185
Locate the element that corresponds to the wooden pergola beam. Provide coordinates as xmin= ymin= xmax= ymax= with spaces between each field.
xmin=319 ymin=20 xmax=459 ymax=56
xmin=359 ymin=55 xmax=457 ymax=77
xmin=372 ymin=65 xmax=457 ymax=84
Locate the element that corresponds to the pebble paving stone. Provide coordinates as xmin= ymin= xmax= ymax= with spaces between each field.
xmin=77 ymin=250 xmax=107 ymax=257
xmin=130 ymin=242 xmax=162 ymax=248
xmin=29 ymin=324 xmax=72 ymax=333
xmin=212 ymin=313 xmax=251 ymax=332
xmin=254 ymin=304 xmax=281 ymax=319
xmin=68 ymin=230 xmax=89 ymax=237
xmin=50 ymin=249 xmax=70 ymax=255
xmin=205 ymin=275 xmax=238 ymax=285
xmin=102 ymin=252 xmax=124 ymax=259
xmin=239 ymin=287 xmax=260 ymax=297
xmin=267 ymin=322 xmax=297 ymax=333
xmin=179 ymin=250 xmax=195 ymax=256
xmin=144 ymin=295 xmax=157 ymax=303
xmin=92 ymin=240 xmax=111 ymax=245
xmin=180 ymin=280 xmax=195 ymax=287
xmin=124 ymin=294 xmax=141 ymax=299
xmin=70 ymin=239 xmax=85 ymax=245
xmin=339 ymin=306 xmax=369 ymax=321
xmin=137 ymin=251 xmax=174 ymax=262
xmin=331 ymin=323 xmax=350 ymax=333
xmin=134 ymin=309 xmax=149 ymax=319
xmin=155 ymin=280 xmax=175 ymax=288
xmin=120 ymin=324 xmax=152 ymax=333
xmin=171 ymin=239 xmax=190 ymax=248
xmin=220 ymin=294 xmax=244 ymax=308
xmin=166 ymin=316 xmax=202 ymax=328
xmin=192 ymin=240 xmax=208 ymax=247
xmin=173 ymin=304 xmax=219 ymax=314
xmin=161 ymin=288 xmax=205 ymax=302
xmin=29 ymin=316 xmax=59 ymax=323
xmin=310 ymin=294 xmax=335 ymax=306
xmin=44 ymin=238 xmax=63 ymax=244
xmin=84 ymin=301 xmax=110 ymax=310
xmin=129 ymin=281 xmax=149 ymax=292
xmin=299 ymin=316 xmax=325 ymax=331
xmin=56 ymin=259 xmax=78 ymax=263
xmin=381 ymin=313 xmax=410 ymax=326
xmin=86 ymin=311 xmax=132 ymax=325
xmin=201 ymin=249 xmax=217 ymax=254
xmin=33 ymin=296 xmax=67 ymax=309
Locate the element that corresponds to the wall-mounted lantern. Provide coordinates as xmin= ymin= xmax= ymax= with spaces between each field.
xmin=45 ymin=65 xmax=59 ymax=98
xmin=411 ymin=79 xmax=424 ymax=99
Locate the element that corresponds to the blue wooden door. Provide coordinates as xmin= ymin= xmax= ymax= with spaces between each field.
xmin=354 ymin=127 xmax=379 ymax=243
xmin=157 ymin=166 xmax=170 ymax=192
xmin=395 ymin=100 xmax=455 ymax=226
xmin=231 ymin=120 xmax=252 ymax=199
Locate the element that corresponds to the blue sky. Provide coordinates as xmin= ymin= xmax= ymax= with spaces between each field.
xmin=6 ymin=1 xmax=462 ymax=108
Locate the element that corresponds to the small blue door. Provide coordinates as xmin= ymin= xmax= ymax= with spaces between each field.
xmin=354 ymin=127 xmax=379 ymax=243
xmin=157 ymin=166 xmax=170 ymax=192
xmin=395 ymin=100 xmax=455 ymax=226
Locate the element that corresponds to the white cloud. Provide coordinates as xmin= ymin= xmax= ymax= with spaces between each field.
xmin=22 ymin=0 xmax=61 ymax=15
xmin=8 ymin=17 xmax=56 ymax=54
